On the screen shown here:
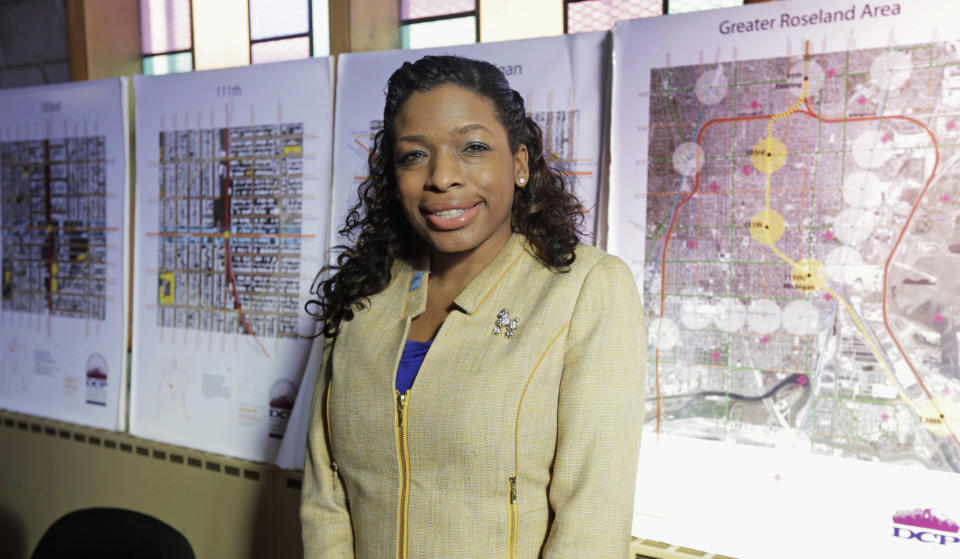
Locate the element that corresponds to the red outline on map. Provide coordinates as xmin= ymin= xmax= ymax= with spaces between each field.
xmin=654 ymin=44 xmax=959 ymax=450
xmin=223 ymin=105 xmax=269 ymax=358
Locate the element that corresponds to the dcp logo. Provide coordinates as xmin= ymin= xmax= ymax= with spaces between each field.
xmin=892 ymin=508 xmax=959 ymax=546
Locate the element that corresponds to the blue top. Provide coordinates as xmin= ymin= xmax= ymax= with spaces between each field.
xmin=396 ymin=338 xmax=433 ymax=393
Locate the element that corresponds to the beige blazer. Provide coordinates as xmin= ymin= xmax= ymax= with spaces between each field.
xmin=301 ymin=233 xmax=646 ymax=558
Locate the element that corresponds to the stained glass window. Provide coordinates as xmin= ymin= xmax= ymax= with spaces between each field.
xmin=141 ymin=0 xmax=327 ymax=72
xmin=248 ymin=0 xmax=316 ymax=64
xmin=401 ymin=0 xmax=476 ymax=20
xmin=402 ymin=16 xmax=477 ymax=49
xmin=140 ymin=0 xmax=193 ymax=54
xmin=668 ymin=0 xmax=743 ymax=14
xmin=251 ymin=36 xmax=312 ymax=64
xmin=142 ymin=52 xmax=194 ymax=75
xmin=400 ymin=0 xmax=477 ymax=50
xmin=249 ymin=0 xmax=309 ymax=40
xmin=565 ymin=0 xmax=662 ymax=33
xmin=140 ymin=0 xmax=194 ymax=74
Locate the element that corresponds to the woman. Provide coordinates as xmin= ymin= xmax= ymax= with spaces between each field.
xmin=301 ymin=55 xmax=645 ymax=558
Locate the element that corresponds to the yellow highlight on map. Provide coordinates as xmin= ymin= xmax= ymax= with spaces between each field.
xmin=790 ymin=258 xmax=826 ymax=293
xmin=158 ymin=272 xmax=175 ymax=305
xmin=283 ymin=145 xmax=302 ymax=155
xmin=917 ymin=398 xmax=960 ymax=435
xmin=50 ymin=263 xmax=59 ymax=294
xmin=749 ymin=209 xmax=785 ymax=245
xmin=917 ymin=398 xmax=960 ymax=436
xmin=751 ymin=136 xmax=787 ymax=174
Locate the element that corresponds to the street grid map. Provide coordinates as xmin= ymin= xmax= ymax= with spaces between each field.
xmin=1 ymin=137 xmax=109 ymax=322
xmin=153 ymin=123 xmax=305 ymax=355
xmin=643 ymin=41 xmax=960 ymax=473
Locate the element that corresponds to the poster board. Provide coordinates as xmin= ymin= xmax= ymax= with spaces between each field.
xmin=0 ymin=78 xmax=130 ymax=431
xmin=276 ymin=32 xmax=608 ymax=469
xmin=330 ymin=31 xmax=608 ymax=248
xmin=131 ymin=58 xmax=334 ymax=462
xmin=610 ymin=1 xmax=960 ymax=557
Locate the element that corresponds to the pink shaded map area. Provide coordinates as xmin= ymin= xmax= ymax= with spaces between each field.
xmin=893 ymin=509 xmax=959 ymax=533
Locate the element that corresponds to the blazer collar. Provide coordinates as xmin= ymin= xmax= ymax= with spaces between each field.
xmin=400 ymin=233 xmax=528 ymax=320
xmin=399 ymin=251 xmax=430 ymax=321
xmin=453 ymin=233 xmax=527 ymax=315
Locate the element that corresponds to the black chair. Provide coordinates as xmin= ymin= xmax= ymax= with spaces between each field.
xmin=31 ymin=508 xmax=194 ymax=559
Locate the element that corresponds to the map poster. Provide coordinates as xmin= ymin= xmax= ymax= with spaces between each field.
xmin=0 ymin=78 xmax=130 ymax=431
xmin=276 ymin=32 xmax=608 ymax=469
xmin=330 ymin=32 xmax=607 ymax=248
xmin=131 ymin=58 xmax=333 ymax=462
xmin=611 ymin=1 xmax=960 ymax=557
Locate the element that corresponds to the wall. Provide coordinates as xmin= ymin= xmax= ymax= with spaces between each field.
xmin=0 ymin=0 xmax=70 ymax=90
xmin=0 ymin=407 xmax=727 ymax=559
xmin=0 ymin=409 xmax=305 ymax=558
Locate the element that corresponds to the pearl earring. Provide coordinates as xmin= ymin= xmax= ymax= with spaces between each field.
xmin=518 ymin=178 xmax=526 ymax=185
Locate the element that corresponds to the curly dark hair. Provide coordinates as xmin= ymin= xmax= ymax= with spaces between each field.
xmin=308 ymin=55 xmax=585 ymax=337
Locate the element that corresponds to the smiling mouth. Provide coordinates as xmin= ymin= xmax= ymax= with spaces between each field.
xmin=431 ymin=208 xmax=469 ymax=218
xmin=423 ymin=202 xmax=481 ymax=230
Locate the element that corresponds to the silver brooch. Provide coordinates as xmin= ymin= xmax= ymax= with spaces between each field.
xmin=492 ymin=309 xmax=519 ymax=338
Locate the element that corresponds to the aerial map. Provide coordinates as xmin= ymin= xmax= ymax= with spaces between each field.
xmin=131 ymin=59 xmax=332 ymax=461
xmin=2 ymin=136 xmax=108 ymax=321
xmin=154 ymin=123 xmax=306 ymax=351
xmin=0 ymin=79 xmax=129 ymax=430
xmin=642 ymin=39 xmax=960 ymax=473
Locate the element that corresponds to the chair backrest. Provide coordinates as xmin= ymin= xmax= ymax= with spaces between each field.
xmin=31 ymin=507 xmax=195 ymax=559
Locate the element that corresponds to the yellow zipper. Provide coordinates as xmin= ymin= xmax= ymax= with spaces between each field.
xmin=508 ymin=475 xmax=518 ymax=559
xmin=395 ymin=390 xmax=411 ymax=559
xmin=507 ymin=324 xmax=568 ymax=558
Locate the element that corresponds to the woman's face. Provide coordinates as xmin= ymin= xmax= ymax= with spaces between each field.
xmin=393 ymin=83 xmax=528 ymax=262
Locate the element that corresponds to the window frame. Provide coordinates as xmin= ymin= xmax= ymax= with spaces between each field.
xmin=139 ymin=0 xmax=197 ymax=75
xmin=563 ymin=0 xmax=749 ymax=34
xmin=563 ymin=0 xmax=668 ymax=34
xmin=247 ymin=0 xmax=315 ymax=64
xmin=399 ymin=2 xmax=479 ymax=49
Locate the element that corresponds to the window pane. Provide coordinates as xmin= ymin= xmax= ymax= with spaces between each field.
xmin=668 ymin=0 xmax=742 ymax=14
xmin=479 ymin=0 xmax=562 ymax=43
xmin=401 ymin=0 xmax=475 ymax=20
xmin=140 ymin=0 xmax=193 ymax=54
xmin=402 ymin=16 xmax=476 ymax=49
xmin=566 ymin=0 xmax=661 ymax=33
xmin=312 ymin=0 xmax=330 ymax=56
xmin=251 ymin=36 xmax=311 ymax=64
xmin=142 ymin=52 xmax=193 ymax=75
xmin=192 ymin=0 xmax=251 ymax=70
xmin=249 ymin=0 xmax=309 ymax=40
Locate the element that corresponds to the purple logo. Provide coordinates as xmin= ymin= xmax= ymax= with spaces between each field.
xmin=894 ymin=509 xmax=959 ymax=533
xmin=267 ymin=379 xmax=297 ymax=439
xmin=892 ymin=508 xmax=960 ymax=546
xmin=85 ymin=353 xmax=108 ymax=406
